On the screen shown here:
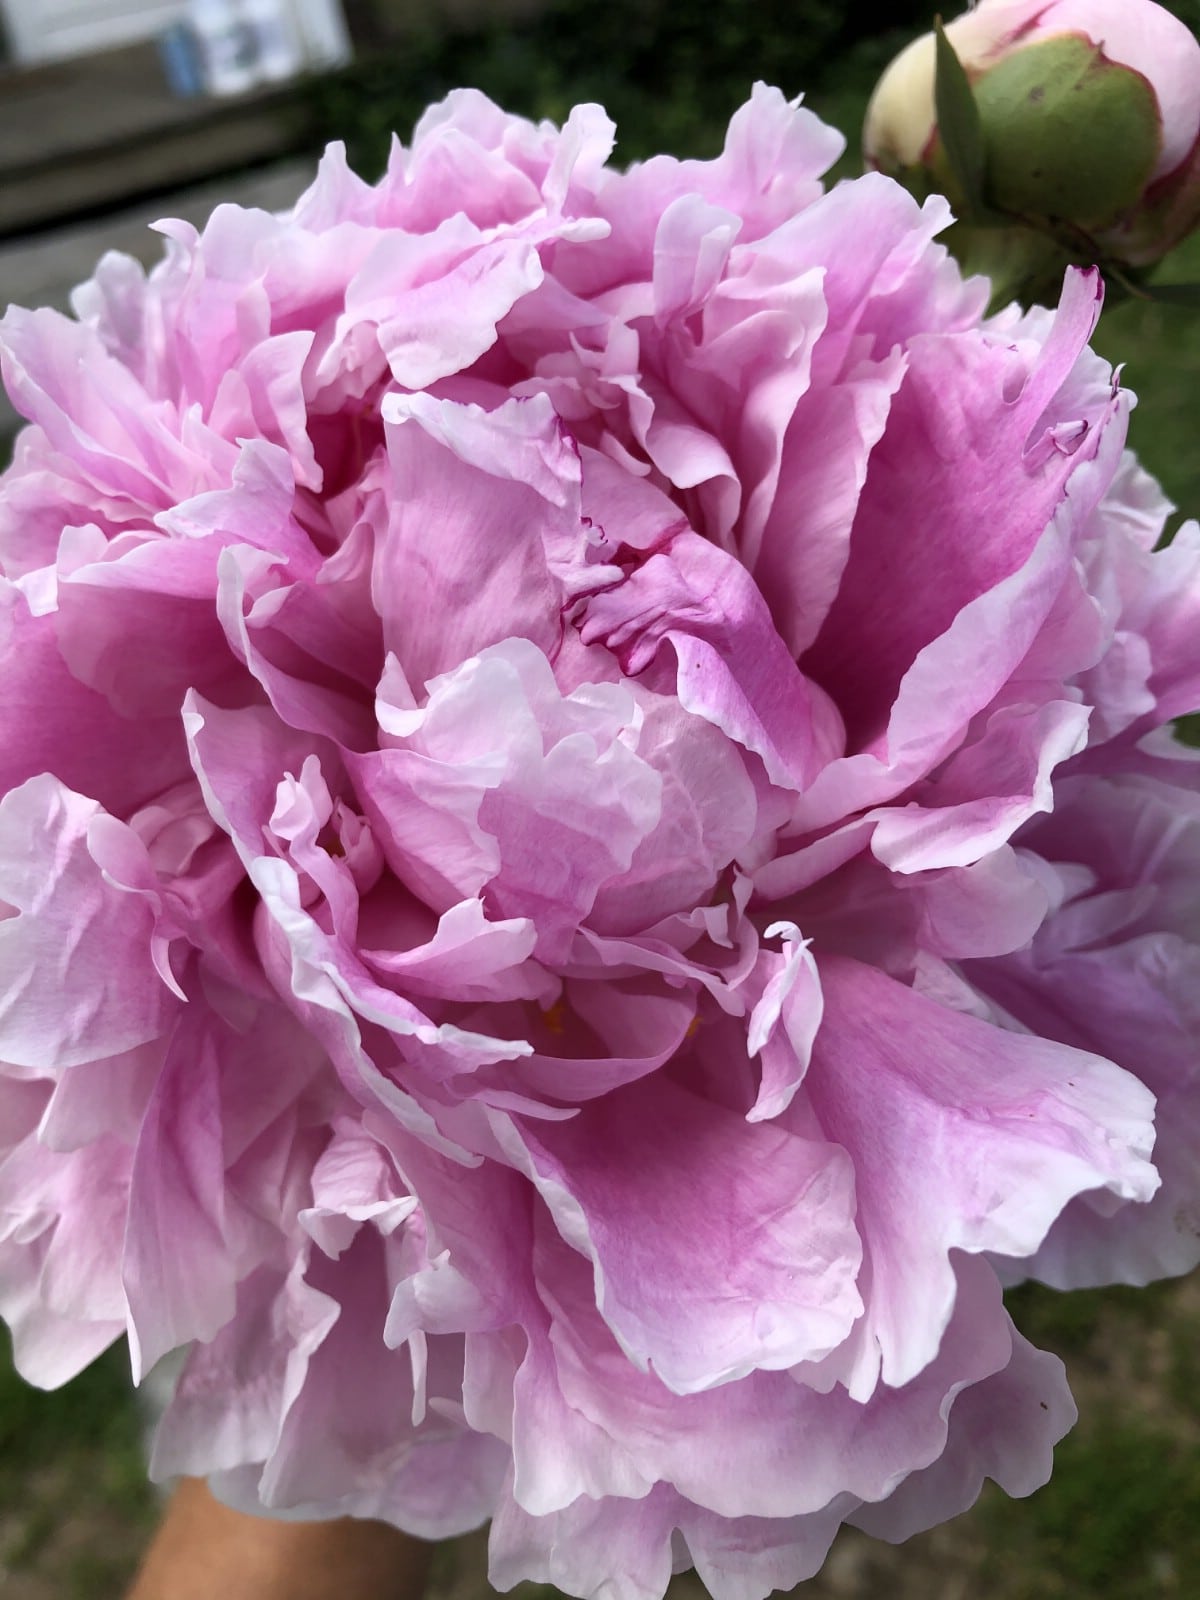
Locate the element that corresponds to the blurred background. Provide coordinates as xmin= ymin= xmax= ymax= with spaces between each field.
xmin=1 ymin=3 xmax=1198 ymax=1596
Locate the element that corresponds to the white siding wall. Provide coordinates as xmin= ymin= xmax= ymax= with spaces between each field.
xmin=0 ymin=0 xmax=186 ymax=64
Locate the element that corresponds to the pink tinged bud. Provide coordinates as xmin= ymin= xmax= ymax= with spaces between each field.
xmin=864 ymin=0 xmax=1200 ymax=262
xmin=863 ymin=31 xmax=944 ymax=177
xmin=1031 ymin=0 xmax=1200 ymax=180
xmin=1108 ymin=129 xmax=1200 ymax=265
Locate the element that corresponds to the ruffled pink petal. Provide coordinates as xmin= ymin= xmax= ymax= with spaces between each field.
xmin=495 ymin=1071 xmax=861 ymax=1396
xmin=800 ymin=955 xmax=1158 ymax=1398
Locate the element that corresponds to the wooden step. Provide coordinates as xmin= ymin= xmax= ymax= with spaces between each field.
xmin=0 ymin=42 xmax=310 ymax=237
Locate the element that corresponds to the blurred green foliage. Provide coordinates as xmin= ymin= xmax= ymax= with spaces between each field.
xmin=1095 ymin=226 xmax=1200 ymax=520
xmin=303 ymin=1 xmax=931 ymax=175
xmin=307 ymin=2 xmax=1200 ymax=180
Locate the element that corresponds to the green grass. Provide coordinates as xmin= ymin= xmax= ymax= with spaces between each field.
xmin=975 ymin=1415 xmax=1200 ymax=1599
xmin=1023 ymin=1422 xmax=1200 ymax=1596
xmin=0 ymin=1331 xmax=157 ymax=1595
xmin=979 ymin=1276 xmax=1200 ymax=1600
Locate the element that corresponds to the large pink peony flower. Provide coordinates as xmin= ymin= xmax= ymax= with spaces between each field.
xmin=1 ymin=86 xmax=1198 ymax=1597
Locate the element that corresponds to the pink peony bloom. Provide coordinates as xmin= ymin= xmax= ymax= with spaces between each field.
xmin=1 ymin=86 xmax=1197 ymax=1597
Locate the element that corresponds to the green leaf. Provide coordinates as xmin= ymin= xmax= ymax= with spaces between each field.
xmin=934 ymin=19 xmax=986 ymax=214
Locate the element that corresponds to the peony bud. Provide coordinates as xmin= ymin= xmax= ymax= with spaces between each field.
xmin=864 ymin=0 xmax=1200 ymax=275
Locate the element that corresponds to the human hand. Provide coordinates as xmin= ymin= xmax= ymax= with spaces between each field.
xmin=126 ymin=1478 xmax=433 ymax=1600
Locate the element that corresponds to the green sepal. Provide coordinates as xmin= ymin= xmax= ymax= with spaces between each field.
xmin=934 ymin=19 xmax=986 ymax=216
xmin=972 ymin=36 xmax=1160 ymax=231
